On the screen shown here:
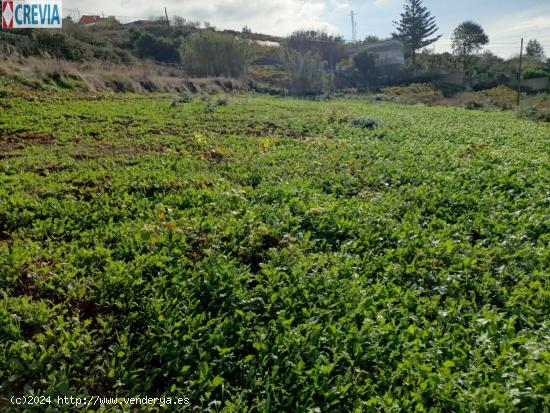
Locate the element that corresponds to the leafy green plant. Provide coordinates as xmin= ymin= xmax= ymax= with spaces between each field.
xmin=0 ymin=92 xmax=548 ymax=412
xmin=348 ymin=117 xmax=379 ymax=129
xmin=523 ymin=66 xmax=550 ymax=79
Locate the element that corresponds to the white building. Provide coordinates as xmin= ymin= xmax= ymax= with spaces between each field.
xmin=352 ymin=40 xmax=406 ymax=68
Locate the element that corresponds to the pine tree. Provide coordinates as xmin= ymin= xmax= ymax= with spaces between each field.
xmin=392 ymin=0 xmax=441 ymax=66
xmin=451 ymin=21 xmax=489 ymax=70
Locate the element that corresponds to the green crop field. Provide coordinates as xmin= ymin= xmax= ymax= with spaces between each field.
xmin=0 ymin=93 xmax=549 ymax=412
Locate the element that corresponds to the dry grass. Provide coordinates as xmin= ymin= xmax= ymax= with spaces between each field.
xmin=0 ymin=56 xmax=248 ymax=94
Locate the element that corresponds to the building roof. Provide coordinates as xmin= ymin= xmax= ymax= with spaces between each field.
xmin=360 ymin=39 xmax=405 ymax=51
xmin=79 ymin=15 xmax=101 ymax=25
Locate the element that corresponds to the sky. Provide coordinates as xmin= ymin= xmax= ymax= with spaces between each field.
xmin=63 ymin=0 xmax=550 ymax=58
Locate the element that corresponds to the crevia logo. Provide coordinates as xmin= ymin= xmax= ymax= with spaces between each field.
xmin=2 ymin=0 xmax=62 ymax=29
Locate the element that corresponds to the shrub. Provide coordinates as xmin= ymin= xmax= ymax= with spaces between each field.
xmin=171 ymin=92 xmax=194 ymax=107
xmin=348 ymin=117 xmax=379 ymax=129
xmin=478 ymin=85 xmax=517 ymax=110
xmin=135 ymin=32 xmax=180 ymax=63
xmin=464 ymin=101 xmax=484 ymax=110
xmin=523 ymin=67 xmax=550 ymax=80
xmin=352 ymin=51 xmax=378 ymax=84
xmin=381 ymin=83 xmax=443 ymax=105
xmin=517 ymin=95 xmax=550 ymax=122
xmin=434 ymin=82 xmax=466 ymax=98
xmin=281 ymin=49 xmax=328 ymax=95
xmin=181 ymin=31 xmax=254 ymax=78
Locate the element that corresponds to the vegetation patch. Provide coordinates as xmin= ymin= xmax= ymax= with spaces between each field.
xmin=348 ymin=117 xmax=380 ymax=129
xmin=0 ymin=132 xmax=56 ymax=151
xmin=0 ymin=93 xmax=548 ymax=412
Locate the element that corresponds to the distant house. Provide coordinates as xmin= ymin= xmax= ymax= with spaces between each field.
xmin=79 ymin=15 xmax=101 ymax=26
xmin=351 ymin=40 xmax=405 ymax=68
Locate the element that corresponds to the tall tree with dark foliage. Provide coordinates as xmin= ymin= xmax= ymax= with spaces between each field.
xmin=393 ymin=0 xmax=441 ymax=66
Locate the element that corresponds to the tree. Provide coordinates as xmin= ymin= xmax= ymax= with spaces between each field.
xmin=173 ymin=16 xmax=186 ymax=27
xmin=281 ymin=48 xmax=328 ymax=95
xmin=392 ymin=0 xmax=441 ymax=66
xmin=288 ymin=30 xmax=346 ymax=71
xmin=451 ymin=21 xmax=489 ymax=70
xmin=526 ymin=39 xmax=545 ymax=60
xmin=364 ymin=35 xmax=381 ymax=44
xmin=353 ymin=51 xmax=377 ymax=84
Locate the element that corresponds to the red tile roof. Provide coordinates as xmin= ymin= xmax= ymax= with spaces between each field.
xmin=79 ymin=15 xmax=101 ymax=25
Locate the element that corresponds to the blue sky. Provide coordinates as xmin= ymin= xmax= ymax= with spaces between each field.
xmin=65 ymin=0 xmax=550 ymax=58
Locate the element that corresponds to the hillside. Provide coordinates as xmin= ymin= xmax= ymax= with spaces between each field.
xmin=0 ymin=19 xmax=287 ymax=93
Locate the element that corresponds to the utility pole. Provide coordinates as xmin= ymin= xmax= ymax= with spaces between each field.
xmin=164 ymin=7 xmax=170 ymax=28
xmin=350 ymin=11 xmax=357 ymax=43
xmin=517 ymin=37 xmax=524 ymax=106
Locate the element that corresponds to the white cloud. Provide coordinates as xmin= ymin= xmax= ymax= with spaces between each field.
xmin=66 ymin=0 xmax=340 ymax=35
xmin=485 ymin=8 xmax=550 ymax=41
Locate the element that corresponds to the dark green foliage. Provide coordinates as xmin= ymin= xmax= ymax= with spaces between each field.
xmin=135 ymin=32 xmax=180 ymax=63
xmin=526 ymin=39 xmax=546 ymax=61
xmin=523 ymin=66 xmax=550 ymax=79
xmin=452 ymin=21 xmax=489 ymax=69
xmin=0 ymin=30 xmax=134 ymax=64
xmin=464 ymin=100 xmax=484 ymax=110
xmin=392 ymin=0 xmax=442 ymax=65
xmin=348 ymin=117 xmax=379 ymax=129
xmin=352 ymin=51 xmax=377 ymax=84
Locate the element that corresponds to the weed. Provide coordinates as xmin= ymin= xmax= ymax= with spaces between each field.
xmin=348 ymin=117 xmax=379 ymax=129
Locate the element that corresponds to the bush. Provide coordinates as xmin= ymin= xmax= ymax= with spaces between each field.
xmin=464 ymin=101 xmax=484 ymax=110
xmin=181 ymin=31 xmax=254 ymax=78
xmin=171 ymin=92 xmax=194 ymax=107
xmin=433 ymin=82 xmax=465 ymax=98
xmin=381 ymin=83 xmax=443 ymax=105
xmin=479 ymin=85 xmax=517 ymax=110
xmin=352 ymin=51 xmax=378 ymax=85
xmin=517 ymin=95 xmax=550 ymax=122
xmin=135 ymin=32 xmax=180 ymax=63
xmin=348 ymin=117 xmax=379 ymax=129
xmin=281 ymin=49 xmax=328 ymax=95
xmin=0 ymin=30 xmax=135 ymax=65
xmin=523 ymin=67 xmax=550 ymax=80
